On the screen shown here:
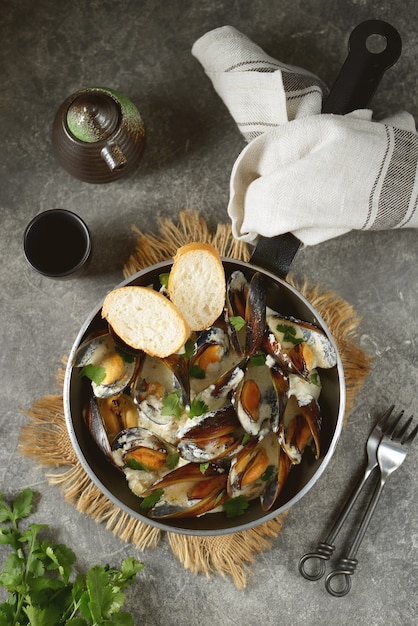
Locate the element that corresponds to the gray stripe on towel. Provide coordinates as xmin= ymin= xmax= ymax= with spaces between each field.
xmin=366 ymin=126 xmax=418 ymax=230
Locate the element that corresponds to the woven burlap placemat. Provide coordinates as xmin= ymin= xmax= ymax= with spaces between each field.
xmin=19 ymin=210 xmax=372 ymax=589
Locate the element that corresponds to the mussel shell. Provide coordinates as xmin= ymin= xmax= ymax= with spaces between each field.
xmin=266 ymin=313 xmax=337 ymax=373
xmin=233 ymin=361 xmax=279 ymax=436
xmin=227 ymin=430 xmax=280 ymax=502
xmin=177 ymin=405 xmax=245 ymax=462
xmin=131 ymin=353 xmax=189 ymax=424
xmin=74 ymin=330 xmax=138 ymax=398
xmin=244 ymin=272 xmax=266 ymax=357
xmin=143 ymin=462 xmax=229 ymax=519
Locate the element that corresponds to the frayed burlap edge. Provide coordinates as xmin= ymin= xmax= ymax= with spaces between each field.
xmin=19 ymin=209 xmax=372 ymax=589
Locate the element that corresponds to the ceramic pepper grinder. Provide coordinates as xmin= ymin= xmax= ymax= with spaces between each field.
xmin=52 ymin=87 xmax=146 ymax=183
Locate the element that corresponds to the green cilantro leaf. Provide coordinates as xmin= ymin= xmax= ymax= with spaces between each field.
xmin=125 ymin=457 xmax=150 ymax=471
xmin=181 ymin=338 xmax=196 ymax=360
xmin=199 ymin=462 xmax=209 ymax=474
xmin=140 ymin=489 xmax=164 ymax=509
xmin=159 ymin=272 xmax=170 ymax=288
xmin=276 ymin=323 xmax=304 ymax=345
xmin=78 ymin=364 xmax=106 ymax=385
xmin=0 ymin=488 xmax=143 ymax=625
xmin=261 ymin=465 xmax=275 ymax=482
xmin=189 ymin=364 xmax=205 ymax=379
xmin=230 ymin=315 xmax=246 ymax=331
xmin=310 ymin=371 xmax=320 ymax=386
xmin=12 ymin=487 xmax=33 ymax=520
xmin=166 ymin=452 xmax=180 ymax=470
xmin=115 ymin=347 xmax=136 ymax=363
xmin=249 ymin=354 xmax=266 ymax=367
xmin=161 ymin=391 xmax=183 ymax=419
xmin=223 ymin=496 xmax=249 ymax=518
xmin=189 ymin=399 xmax=209 ymax=419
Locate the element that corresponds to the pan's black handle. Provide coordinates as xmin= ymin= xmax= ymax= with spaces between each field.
xmin=250 ymin=19 xmax=402 ymax=279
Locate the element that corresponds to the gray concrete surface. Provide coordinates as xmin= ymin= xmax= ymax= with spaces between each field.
xmin=1 ymin=1 xmax=417 ymax=624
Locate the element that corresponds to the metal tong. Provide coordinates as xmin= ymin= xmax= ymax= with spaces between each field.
xmin=298 ymin=405 xmax=418 ymax=596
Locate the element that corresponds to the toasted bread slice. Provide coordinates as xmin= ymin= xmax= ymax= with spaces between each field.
xmin=102 ymin=286 xmax=190 ymax=358
xmin=168 ymin=242 xmax=226 ymax=331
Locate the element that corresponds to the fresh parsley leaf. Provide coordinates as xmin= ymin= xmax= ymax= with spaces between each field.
xmin=310 ymin=372 xmax=320 ymax=386
xmin=166 ymin=452 xmax=180 ymax=470
xmin=159 ymin=272 xmax=170 ymax=288
xmin=125 ymin=457 xmax=149 ymax=472
xmin=12 ymin=487 xmax=33 ymax=520
xmin=249 ymin=354 xmax=266 ymax=367
xmin=78 ymin=364 xmax=106 ymax=385
xmin=161 ymin=391 xmax=183 ymax=419
xmin=276 ymin=323 xmax=304 ymax=345
xmin=140 ymin=489 xmax=164 ymax=509
xmin=230 ymin=315 xmax=246 ymax=331
xmin=181 ymin=339 xmax=195 ymax=360
xmin=0 ymin=488 xmax=143 ymax=626
xmin=214 ymin=490 xmax=225 ymax=506
xmin=189 ymin=399 xmax=209 ymax=419
xmin=261 ymin=465 xmax=275 ymax=482
xmin=199 ymin=462 xmax=209 ymax=474
xmin=223 ymin=496 xmax=249 ymax=518
xmin=115 ymin=347 xmax=136 ymax=363
xmin=189 ymin=364 xmax=205 ymax=379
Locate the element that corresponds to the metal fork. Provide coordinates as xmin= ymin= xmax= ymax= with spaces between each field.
xmin=299 ymin=405 xmax=400 ymax=582
xmin=325 ymin=412 xmax=418 ymax=597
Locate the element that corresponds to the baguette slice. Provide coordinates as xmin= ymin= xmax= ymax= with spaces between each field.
xmin=168 ymin=242 xmax=226 ymax=331
xmin=102 ymin=286 xmax=190 ymax=358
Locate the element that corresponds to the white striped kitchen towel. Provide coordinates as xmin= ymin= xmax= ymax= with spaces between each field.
xmin=192 ymin=26 xmax=418 ymax=245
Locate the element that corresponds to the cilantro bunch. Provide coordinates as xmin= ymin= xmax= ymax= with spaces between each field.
xmin=0 ymin=488 xmax=143 ymax=626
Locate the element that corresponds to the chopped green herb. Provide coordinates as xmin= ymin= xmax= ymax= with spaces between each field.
xmin=78 ymin=363 xmax=106 ymax=385
xmin=276 ymin=323 xmax=304 ymax=345
xmin=115 ymin=346 xmax=136 ymax=363
xmin=214 ymin=489 xmax=225 ymax=506
xmin=199 ymin=462 xmax=210 ymax=474
xmin=161 ymin=390 xmax=183 ymax=419
xmin=310 ymin=372 xmax=320 ymax=386
xmin=189 ymin=399 xmax=209 ymax=418
xmin=159 ymin=272 xmax=170 ymax=288
xmin=166 ymin=452 xmax=180 ymax=470
xmin=223 ymin=496 xmax=250 ymax=518
xmin=230 ymin=315 xmax=246 ymax=332
xmin=249 ymin=354 xmax=266 ymax=367
xmin=125 ymin=457 xmax=149 ymax=472
xmin=181 ymin=338 xmax=195 ymax=360
xmin=261 ymin=465 xmax=275 ymax=482
xmin=241 ymin=432 xmax=251 ymax=446
xmin=0 ymin=488 xmax=143 ymax=626
xmin=140 ymin=489 xmax=164 ymax=509
xmin=189 ymin=364 xmax=205 ymax=379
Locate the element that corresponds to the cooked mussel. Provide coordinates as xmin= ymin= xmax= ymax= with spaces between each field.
xmin=278 ymin=373 xmax=322 ymax=463
xmin=142 ymin=462 xmax=229 ymax=519
xmin=227 ymin=430 xmax=287 ymax=510
xmin=232 ymin=358 xmax=287 ymax=436
xmin=112 ymin=426 xmax=174 ymax=471
xmin=74 ymin=330 xmax=138 ymax=398
xmin=85 ymin=393 xmax=139 ymax=457
xmin=225 ymin=271 xmax=266 ymax=357
xmin=131 ymin=353 xmax=189 ymax=425
xmin=190 ymin=326 xmax=230 ymax=382
xmin=265 ymin=313 xmax=337 ymax=378
xmin=177 ymin=405 xmax=245 ymax=462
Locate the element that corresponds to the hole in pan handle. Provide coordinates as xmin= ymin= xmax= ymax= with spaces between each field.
xmin=249 ymin=20 xmax=402 ymax=279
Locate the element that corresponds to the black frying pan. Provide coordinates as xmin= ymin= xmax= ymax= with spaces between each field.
xmin=64 ymin=21 xmax=402 ymax=536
